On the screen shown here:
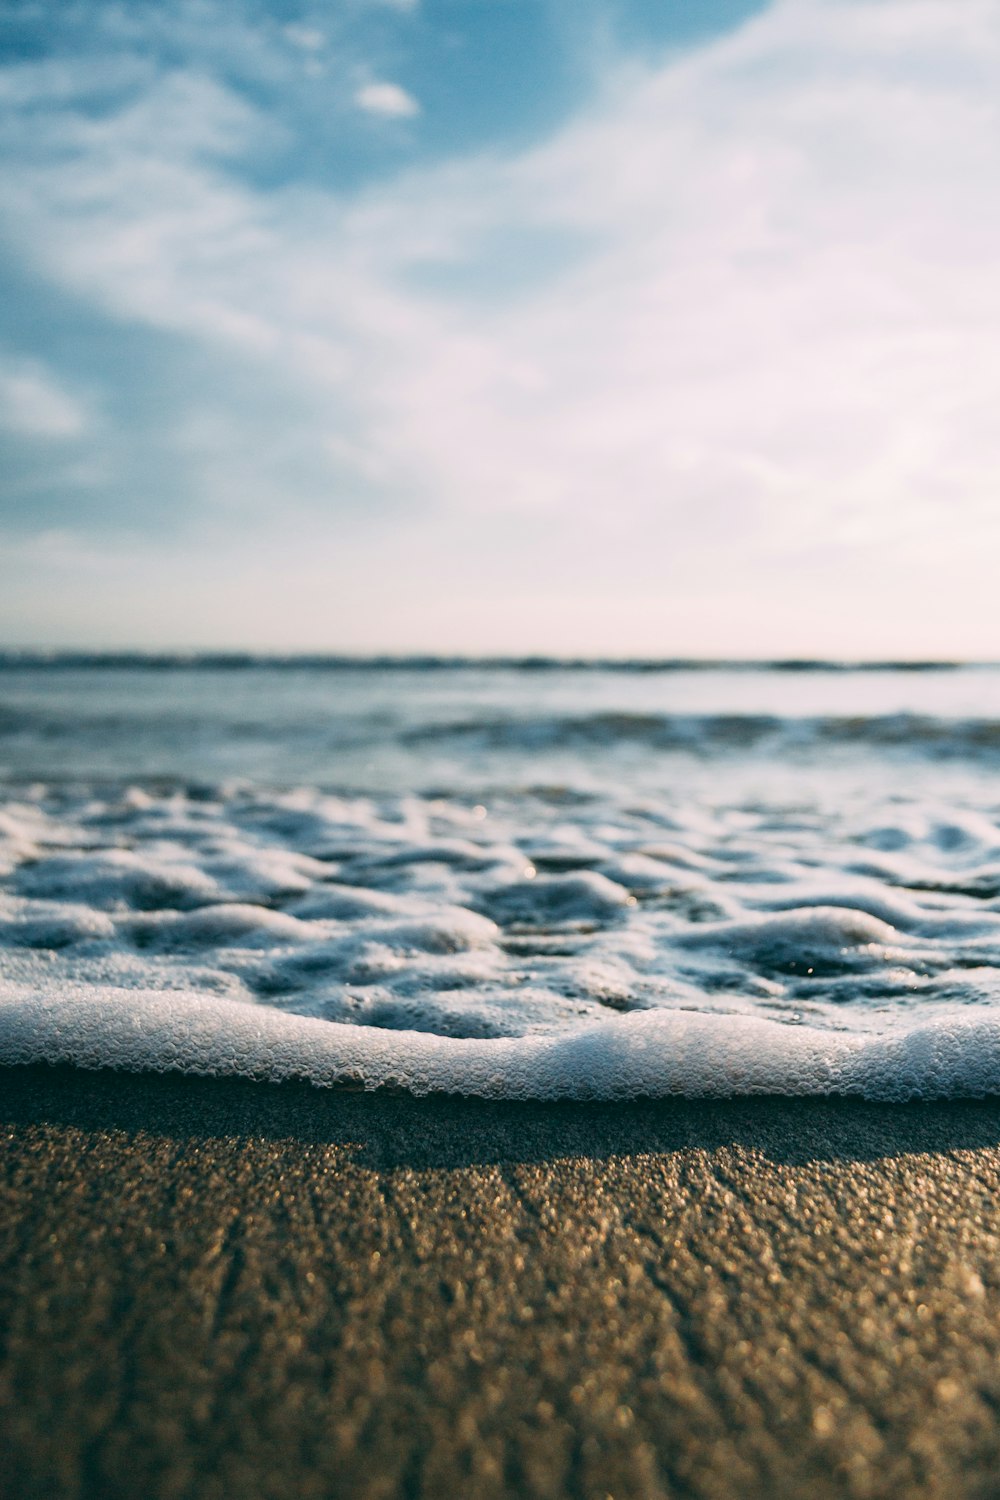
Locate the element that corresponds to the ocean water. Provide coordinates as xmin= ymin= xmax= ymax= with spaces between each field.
xmin=4 ymin=657 xmax=1000 ymax=1098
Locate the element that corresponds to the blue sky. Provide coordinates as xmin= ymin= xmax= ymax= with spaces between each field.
xmin=2 ymin=0 xmax=1000 ymax=656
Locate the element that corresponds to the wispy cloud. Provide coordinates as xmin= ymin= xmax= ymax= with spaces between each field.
xmin=2 ymin=0 xmax=1000 ymax=654
xmin=0 ymin=354 xmax=89 ymax=439
xmin=355 ymin=81 xmax=421 ymax=118
xmin=283 ymin=25 xmax=326 ymax=54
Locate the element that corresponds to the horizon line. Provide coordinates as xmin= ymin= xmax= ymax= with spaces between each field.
xmin=0 ymin=650 xmax=990 ymax=673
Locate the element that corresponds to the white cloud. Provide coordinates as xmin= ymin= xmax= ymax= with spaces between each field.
xmin=0 ymin=355 xmax=88 ymax=439
xmin=354 ymin=81 xmax=421 ymax=118
xmin=283 ymin=25 xmax=325 ymax=52
xmin=335 ymin=0 xmax=1000 ymax=587
xmin=3 ymin=0 xmax=1000 ymax=654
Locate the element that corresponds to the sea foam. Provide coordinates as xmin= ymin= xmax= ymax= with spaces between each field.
xmin=3 ymin=772 xmax=1000 ymax=1098
xmin=5 ymin=983 xmax=1000 ymax=1100
xmin=5 ymin=659 xmax=1000 ymax=1098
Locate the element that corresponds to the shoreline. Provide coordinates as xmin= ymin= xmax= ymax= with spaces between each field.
xmin=3 ymin=1064 xmax=1000 ymax=1498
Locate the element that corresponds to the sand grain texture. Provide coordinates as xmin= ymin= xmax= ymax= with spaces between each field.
xmin=3 ymin=1067 xmax=1000 ymax=1499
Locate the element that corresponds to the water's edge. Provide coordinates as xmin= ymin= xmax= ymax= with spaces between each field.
xmin=7 ymin=987 xmax=1000 ymax=1100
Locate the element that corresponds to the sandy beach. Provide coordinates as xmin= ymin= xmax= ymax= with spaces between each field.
xmin=1 ymin=1067 xmax=999 ymax=1498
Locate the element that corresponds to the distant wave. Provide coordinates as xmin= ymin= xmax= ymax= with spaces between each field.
xmin=3 ymin=703 xmax=1000 ymax=759
xmin=401 ymin=712 xmax=1000 ymax=757
xmin=0 ymin=652 xmax=973 ymax=673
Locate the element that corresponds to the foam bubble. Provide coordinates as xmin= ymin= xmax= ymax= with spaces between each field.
xmin=479 ymin=871 xmax=632 ymax=927
xmin=675 ymin=908 xmax=908 ymax=977
xmin=121 ymin=904 xmax=316 ymax=952
xmin=14 ymin=849 xmax=220 ymax=910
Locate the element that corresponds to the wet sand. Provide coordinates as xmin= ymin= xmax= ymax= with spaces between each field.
xmin=3 ymin=1066 xmax=1000 ymax=1499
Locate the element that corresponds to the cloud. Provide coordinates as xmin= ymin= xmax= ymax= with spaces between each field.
xmin=0 ymin=354 xmax=88 ymax=439
xmin=342 ymin=0 xmax=1000 ymax=580
xmin=283 ymin=26 xmax=325 ymax=53
xmin=355 ymin=81 xmax=421 ymax=118
xmin=2 ymin=0 xmax=1000 ymax=654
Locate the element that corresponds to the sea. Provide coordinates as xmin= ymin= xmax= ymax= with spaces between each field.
xmin=3 ymin=655 xmax=1000 ymax=1099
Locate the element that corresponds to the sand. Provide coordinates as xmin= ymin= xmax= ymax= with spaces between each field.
xmin=3 ymin=1066 xmax=1000 ymax=1499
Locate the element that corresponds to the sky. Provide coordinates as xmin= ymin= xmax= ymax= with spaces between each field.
xmin=1 ymin=0 xmax=999 ymax=659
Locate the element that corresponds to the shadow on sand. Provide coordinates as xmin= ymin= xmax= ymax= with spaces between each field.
xmin=3 ymin=1063 xmax=1000 ymax=1170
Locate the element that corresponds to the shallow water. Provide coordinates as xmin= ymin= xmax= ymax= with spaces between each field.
xmin=4 ymin=659 xmax=1000 ymax=1098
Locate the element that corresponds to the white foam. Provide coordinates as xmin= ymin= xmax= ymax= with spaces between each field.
xmin=4 ymin=984 xmax=1000 ymax=1100
xmin=4 ymin=780 xmax=1000 ymax=1097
